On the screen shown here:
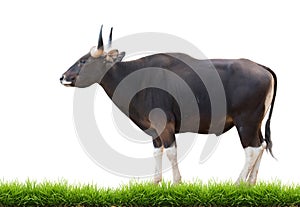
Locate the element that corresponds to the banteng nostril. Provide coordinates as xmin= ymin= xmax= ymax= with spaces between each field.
xmin=60 ymin=75 xmax=64 ymax=81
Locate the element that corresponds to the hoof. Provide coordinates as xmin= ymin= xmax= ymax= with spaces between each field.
xmin=173 ymin=177 xmax=182 ymax=185
xmin=153 ymin=178 xmax=162 ymax=185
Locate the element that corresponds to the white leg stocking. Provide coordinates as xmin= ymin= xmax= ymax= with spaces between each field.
xmin=165 ymin=144 xmax=181 ymax=184
xmin=247 ymin=142 xmax=267 ymax=184
xmin=236 ymin=142 xmax=266 ymax=184
xmin=153 ymin=147 xmax=163 ymax=184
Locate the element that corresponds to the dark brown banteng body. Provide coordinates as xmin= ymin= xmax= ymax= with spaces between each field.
xmin=60 ymin=26 xmax=277 ymax=184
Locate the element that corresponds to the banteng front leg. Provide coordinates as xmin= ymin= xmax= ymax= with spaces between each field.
xmin=152 ymin=120 xmax=181 ymax=184
xmin=165 ymin=142 xmax=181 ymax=184
xmin=153 ymin=137 xmax=163 ymax=184
xmin=161 ymin=122 xmax=181 ymax=184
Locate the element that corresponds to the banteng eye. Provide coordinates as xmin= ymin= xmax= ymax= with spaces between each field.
xmin=79 ymin=59 xmax=86 ymax=64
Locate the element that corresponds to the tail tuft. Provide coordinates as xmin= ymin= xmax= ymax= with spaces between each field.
xmin=265 ymin=119 xmax=275 ymax=158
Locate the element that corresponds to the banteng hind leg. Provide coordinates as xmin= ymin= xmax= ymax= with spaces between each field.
xmin=247 ymin=141 xmax=267 ymax=184
xmin=236 ymin=141 xmax=266 ymax=185
xmin=235 ymin=122 xmax=266 ymax=185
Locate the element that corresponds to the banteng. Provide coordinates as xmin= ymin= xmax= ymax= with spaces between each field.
xmin=60 ymin=26 xmax=277 ymax=184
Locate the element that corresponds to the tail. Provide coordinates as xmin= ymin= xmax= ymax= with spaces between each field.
xmin=259 ymin=64 xmax=277 ymax=158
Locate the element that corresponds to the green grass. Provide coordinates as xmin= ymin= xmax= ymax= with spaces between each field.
xmin=0 ymin=180 xmax=299 ymax=207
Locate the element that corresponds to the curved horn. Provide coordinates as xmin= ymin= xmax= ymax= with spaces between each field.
xmin=97 ymin=25 xmax=104 ymax=49
xmin=91 ymin=25 xmax=104 ymax=58
xmin=108 ymin=27 xmax=113 ymax=48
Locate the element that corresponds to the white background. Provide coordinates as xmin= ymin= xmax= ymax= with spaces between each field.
xmin=0 ymin=0 xmax=299 ymax=187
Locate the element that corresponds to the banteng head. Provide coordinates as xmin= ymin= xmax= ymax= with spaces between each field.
xmin=60 ymin=25 xmax=126 ymax=88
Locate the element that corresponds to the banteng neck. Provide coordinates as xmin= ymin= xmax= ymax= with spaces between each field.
xmin=98 ymin=60 xmax=145 ymax=99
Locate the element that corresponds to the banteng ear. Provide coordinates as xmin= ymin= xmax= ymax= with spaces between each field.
xmin=105 ymin=49 xmax=126 ymax=63
xmin=116 ymin=51 xmax=126 ymax=62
